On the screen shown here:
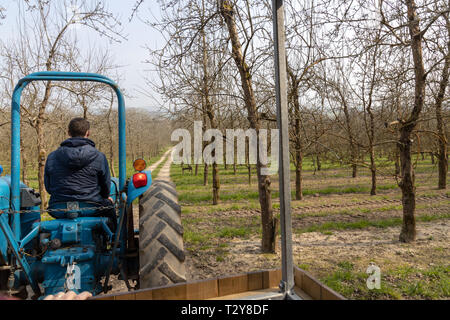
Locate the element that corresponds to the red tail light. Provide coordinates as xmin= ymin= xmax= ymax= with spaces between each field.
xmin=132 ymin=173 xmax=147 ymax=188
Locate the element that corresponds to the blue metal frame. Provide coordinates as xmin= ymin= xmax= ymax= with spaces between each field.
xmin=6 ymin=71 xmax=127 ymax=296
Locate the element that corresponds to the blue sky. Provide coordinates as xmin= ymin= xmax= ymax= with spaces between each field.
xmin=0 ymin=0 xmax=164 ymax=111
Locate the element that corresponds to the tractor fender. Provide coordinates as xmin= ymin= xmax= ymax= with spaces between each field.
xmin=126 ymin=171 xmax=152 ymax=206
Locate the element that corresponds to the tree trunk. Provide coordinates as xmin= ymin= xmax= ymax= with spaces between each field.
xmin=246 ymin=139 xmax=251 ymax=185
xmin=312 ymin=155 xmax=317 ymax=175
xmin=200 ymin=17 xmax=220 ymax=204
xmin=399 ymin=0 xmax=427 ymax=243
xmin=212 ymin=162 xmax=219 ymax=205
xmin=435 ymin=15 xmax=449 ymax=189
xmin=36 ymin=122 xmax=47 ymax=210
xmin=294 ymin=119 xmax=303 ymax=200
xmin=220 ymin=0 xmax=275 ymax=252
xmin=295 ymin=163 xmax=302 ymax=200
xmin=338 ymin=87 xmax=357 ymax=178
xmin=203 ymin=164 xmax=209 ymax=186
xmin=352 ymin=162 xmax=357 ymax=178
xmin=20 ymin=137 xmax=29 ymax=186
xmin=287 ymin=66 xmax=303 ymax=200
xmin=398 ymin=135 xmax=416 ymax=242
xmin=370 ymin=156 xmax=377 ymax=195
xmin=233 ymin=140 xmax=237 ymax=175
xmin=437 ymin=147 xmax=447 ymax=189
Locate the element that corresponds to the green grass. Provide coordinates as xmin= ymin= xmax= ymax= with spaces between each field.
xmin=322 ymin=261 xmax=403 ymax=299
xmin=217 ymin=226 xmax=252 ymax=238
xmin=297 ymin=263 xmax=311 ymax=271
xmin=296 ymin=213 xmax=450 ymax=234
xmin=169 ymin=153 xmax=443 ymax=206
xmin=182 ymin=215 xmax=259 ymax=245
xmin=177 ymin=183 xmax=399 ymax=205
xmin=183 ymin=227 xmax=212 ymax=244
xmin=322 ymin=260 xmax=450 ymax=299
xmin=391 ymin=265 xmax=449 ymax=299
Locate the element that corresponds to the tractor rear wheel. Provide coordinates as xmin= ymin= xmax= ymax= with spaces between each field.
xmin=138 ymin=180 xmax=186 ymax=289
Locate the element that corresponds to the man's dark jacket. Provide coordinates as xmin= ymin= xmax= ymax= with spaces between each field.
xmin=44 ymin=137 xmax=111 ymax=206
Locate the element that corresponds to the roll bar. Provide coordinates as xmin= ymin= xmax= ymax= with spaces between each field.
xmin=10 ymin=71 xmax=126 ymax=239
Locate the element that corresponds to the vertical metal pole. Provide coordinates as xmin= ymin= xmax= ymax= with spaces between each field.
xmin=272 ymin=0 xmax=297 ymax=299
xmin=10 ymin=81 xmax=41 ymax=297
xmin=115 ymin=87 xmax=127 ymax=255
xmin=116 ymin=88 xmax=126 ymax=192
xmin=11 ymin=83 xmax=26 ymax=240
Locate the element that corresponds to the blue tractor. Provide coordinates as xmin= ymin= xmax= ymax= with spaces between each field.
xmin=0 ymin=72 xmax=186 ymax=299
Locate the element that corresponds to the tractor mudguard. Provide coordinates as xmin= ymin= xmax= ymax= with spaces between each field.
xmin=126 ymin=171 xmax=152 ymax=206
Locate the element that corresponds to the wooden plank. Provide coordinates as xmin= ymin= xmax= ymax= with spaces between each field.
xmin=301 ymin=272 xmax=321 ymax=300
xmin=294 ymin=266 xmax=345 ymax=300
xmin=91 ymin=267 xmax=344 ymax=300
xmin=209 ymin=288 xmax=280 ymax=300
xmin=320 ymin=285 xmax=346 ymax=300
xmin=114 ymin=292 xmax=136 ymax=300
xmin=247 ymin=271 xmax=264 ymax=291
xmin=152 ymin=283 xmax=187 ymax=300
xmin=218 ymin=274 xmax=248 ymax=297
xmin=91 ymin=295 xmax=114 ymax=300
xmin=263 ymin=269 xmax=282 ymax=289
xmin=135 ymin=289 xmax=153 ymax=300
xmin=186 ymin=279 xmax=219 ymax=300
xmin=293 ymin=267 xmax=303 ymax=289
xmin=293 ymin=286 xmax=312 ymax=300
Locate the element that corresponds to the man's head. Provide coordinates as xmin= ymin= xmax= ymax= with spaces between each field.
xmin=68 ymin=117 xmax=90 ymax=138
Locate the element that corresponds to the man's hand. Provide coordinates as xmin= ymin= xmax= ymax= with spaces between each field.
xmin=43 ymin=291 xmax=92 ymax=300
xmin=108 ymin=197 xmax=114 ymax=203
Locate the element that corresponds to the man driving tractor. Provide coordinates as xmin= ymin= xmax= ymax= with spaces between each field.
xmin=44 ymin=117 xmax=116 ymax=228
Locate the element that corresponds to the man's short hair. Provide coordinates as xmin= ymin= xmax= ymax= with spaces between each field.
xmin=68 ymin=118 xmax=90 ymax=137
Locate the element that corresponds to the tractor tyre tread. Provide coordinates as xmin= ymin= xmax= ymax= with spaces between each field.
xmin=139 ymin=180 xmax=186 ymax=289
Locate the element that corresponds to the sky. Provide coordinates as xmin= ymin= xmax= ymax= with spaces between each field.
xmin=0 ymin=0 xmax=165 ymax=111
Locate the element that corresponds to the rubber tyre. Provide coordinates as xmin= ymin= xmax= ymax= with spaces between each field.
xmin=138 ymin=180 xmax=186 ymax=289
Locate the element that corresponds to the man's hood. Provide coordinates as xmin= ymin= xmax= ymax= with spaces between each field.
xmin=57 ymin=137 xmax=98 ymax=169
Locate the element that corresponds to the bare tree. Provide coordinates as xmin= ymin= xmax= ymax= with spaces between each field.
xmin=434 ymin=11 xmax=449 ymax=189
xmin=379 ymin=0 xmax=449 ymax=242
xmin=219 ymin=0 xmax=277 ymax=253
